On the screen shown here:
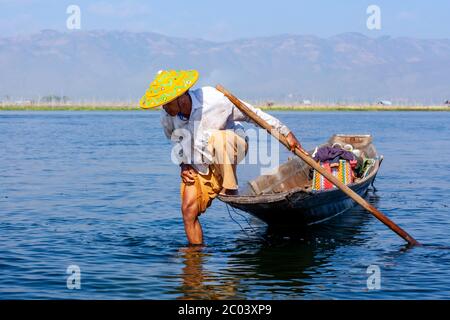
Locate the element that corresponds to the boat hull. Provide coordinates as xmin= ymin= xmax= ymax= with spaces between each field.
xmin=219 ymin=134 xmax=382 ymax=227
xmin=227 ymin=173 xmax=377 ymax=226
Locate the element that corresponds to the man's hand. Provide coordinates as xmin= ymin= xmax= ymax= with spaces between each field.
xmin=286 ymin=132 xmax=302 ymax=151
xmin=180 ymin=164 xmax=197 ymax=184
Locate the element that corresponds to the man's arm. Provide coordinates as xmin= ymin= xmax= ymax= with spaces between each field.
xmin=230 ymin=99 xmax=302 ymax=151
xmin=160 ymin=111 xmax=174 ymax=139
xmin=180 ymin=163 xmax=197 ymax=184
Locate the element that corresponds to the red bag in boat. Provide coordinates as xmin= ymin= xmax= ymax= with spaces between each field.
xmin=312 ymin=160 xmax=353 ymax=191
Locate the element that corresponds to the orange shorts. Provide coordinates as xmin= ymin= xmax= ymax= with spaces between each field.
xmin=180 ymin=166 xmax=223 ymax=214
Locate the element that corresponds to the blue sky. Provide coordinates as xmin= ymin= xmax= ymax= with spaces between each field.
xmin=0 ymin=0 xmax=449 ymax=40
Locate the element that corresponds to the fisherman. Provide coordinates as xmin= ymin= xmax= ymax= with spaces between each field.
xmin=140 ymin=70 xmax=301 ymax=245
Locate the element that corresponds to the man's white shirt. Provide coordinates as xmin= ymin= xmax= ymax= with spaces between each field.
xmin=161 ymin=86 xmax=291 ymax=174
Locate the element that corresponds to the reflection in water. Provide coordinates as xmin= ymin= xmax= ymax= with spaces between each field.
xmin=175 ymin=192 xmax=380 ymax=299
xmin=222 ymin=192 xmax=379 ymax=298
xmin=176 ymin=246 xmax=242 ymax=300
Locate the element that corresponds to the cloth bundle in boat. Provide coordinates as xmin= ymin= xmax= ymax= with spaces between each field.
xmin=312 ymin=160 xmax=353 ymax=191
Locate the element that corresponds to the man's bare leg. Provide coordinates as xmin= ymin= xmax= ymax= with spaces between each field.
xmin=181 ymin=183 xmax=203 ymax=245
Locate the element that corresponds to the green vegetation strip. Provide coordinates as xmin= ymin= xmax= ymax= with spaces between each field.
xmin=1 ymin=105 xmax=449 ymax=111
xmin=260 ymin=105 xmax=450 ymax=111
xmin=0 ymin=105 xmax=140 ymax=111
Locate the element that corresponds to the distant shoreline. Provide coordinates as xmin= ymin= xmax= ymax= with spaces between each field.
xmin=1 ymin=105 xmax=449 ymax=112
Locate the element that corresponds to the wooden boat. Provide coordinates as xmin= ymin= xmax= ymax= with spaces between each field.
xmin=218 ymin=134 xmax=383 ymax=226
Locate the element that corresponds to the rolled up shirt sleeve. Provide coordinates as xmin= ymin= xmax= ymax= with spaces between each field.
xmin=229 ymin=99 xmax=291 ymax=136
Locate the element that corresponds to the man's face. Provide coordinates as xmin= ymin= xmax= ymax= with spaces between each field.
xmin=162 ymin=98 xmax=180 ymax=116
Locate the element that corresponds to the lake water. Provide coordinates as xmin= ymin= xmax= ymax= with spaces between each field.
xmin=0 ymin=111 xmax=449 ymax=299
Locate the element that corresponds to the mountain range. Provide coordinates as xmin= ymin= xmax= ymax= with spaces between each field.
xmin=1 ymin=30 xmax=449 ymax=104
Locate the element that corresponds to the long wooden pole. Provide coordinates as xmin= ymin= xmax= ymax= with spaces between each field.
xmin=216 ymin=84 xmax=420 ymax=246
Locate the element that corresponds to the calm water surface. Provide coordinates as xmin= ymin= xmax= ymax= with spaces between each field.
xmin=0 ymin=111 xmax=449 ymax=299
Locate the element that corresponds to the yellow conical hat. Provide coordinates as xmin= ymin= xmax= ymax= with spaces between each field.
xmin=140 ymin=70 xmax=199 ymax=109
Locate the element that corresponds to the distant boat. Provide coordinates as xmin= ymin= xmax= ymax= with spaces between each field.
xmin=377 ymin=100 xmax=392 ymax=106
xmin=219 ymin=134 xmax=383 ymax=226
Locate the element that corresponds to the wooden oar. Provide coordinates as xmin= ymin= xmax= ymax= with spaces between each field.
xmin=216 ymin=84 xmax=421 ymax=246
